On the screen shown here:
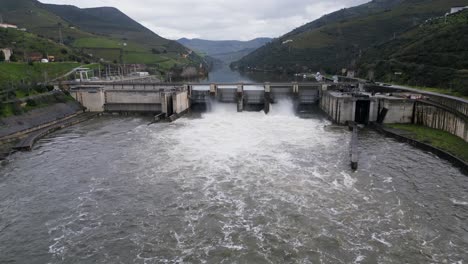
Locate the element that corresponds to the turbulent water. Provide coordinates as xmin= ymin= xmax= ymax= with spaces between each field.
xmin=1 ymin=103 xmax=467 ymax=264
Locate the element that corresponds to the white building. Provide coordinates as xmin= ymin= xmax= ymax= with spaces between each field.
xmin=0 ymin=23 xmax=18 ymax=29
xmin=1 ymin=48 xmax=12 ymax=61
xmin=450 ymin=6 xmax=468 ymax=14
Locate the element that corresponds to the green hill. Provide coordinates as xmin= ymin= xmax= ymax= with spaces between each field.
xmin=0 ymin=0 xmax=205 ymax=69
xmin=233 ymin=0 xmax=468 ymax=74
xmin=358 ymin=10 xmax=468 ymax=95
xmin=0 ymin=27 xmax=83 ymax=62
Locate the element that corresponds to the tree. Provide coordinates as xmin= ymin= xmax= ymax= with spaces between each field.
xmin=9 ymin=53 xmax=17 ymax=62
xmin=181 ymin=66 xmax=198 ymax=79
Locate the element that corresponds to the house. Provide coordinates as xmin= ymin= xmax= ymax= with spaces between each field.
xmin=1 ymin=48 xmax=13 ymax=61
xmin=450 ymin=6 xmax=468 ymax=14
xmin=347 ymin=70 xmax=356 ymax=78
xmin=28 ymin=52 xmax=43 ymax=62
xmin=0 ymin=23 xmax=18 ymax=29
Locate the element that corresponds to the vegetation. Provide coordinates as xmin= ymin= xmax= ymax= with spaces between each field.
xmin=0 ymin=0 xmax=206 ymax=70
xmin=0 ymin=62 xmax=81 ymax=85
xmin=359 ymin=10 xmax=468 ymax=96
xmin=387 ymin=124 xmax=468 ymax=162
xmin=0 ymin=28 xmax=84 ymax=62
xmin=233 ymin=0 xmax=468 ymax=76
xmin=0 ymin=90 xmax=73 ymax=118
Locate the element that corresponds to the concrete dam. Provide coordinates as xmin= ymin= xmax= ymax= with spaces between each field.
xmin=69 ymin=81 xmax=360 ymax=118
xmin=68 ymin=81 xmax=467 ymax=142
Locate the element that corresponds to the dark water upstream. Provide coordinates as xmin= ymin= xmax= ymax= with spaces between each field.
xmin=1 ymin=103 xmax=468 ymax=263
xmin=200 ymin=64 xmax=304 ymax=83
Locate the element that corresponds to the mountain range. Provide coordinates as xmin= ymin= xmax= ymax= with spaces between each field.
xmin=233 ymin=0 xmax=468 ymax=73
xmin=177 ymin=38 xmax=271 ymax=63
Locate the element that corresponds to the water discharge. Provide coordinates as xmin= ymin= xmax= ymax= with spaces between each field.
xmin=0 ymin=103 xmax=467 ymax=263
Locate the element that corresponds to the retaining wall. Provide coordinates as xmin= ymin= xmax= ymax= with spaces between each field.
xmin=414 ymin=102 xmax=468 ymax=141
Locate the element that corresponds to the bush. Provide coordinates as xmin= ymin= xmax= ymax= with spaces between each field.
xmin=33 ymin=85 xmax=48 ymax=93
xmin=12 ymin=103 xmax=23 ymax=115
xmin=9 ymin=54 xmax=17 ymax=62
xmin=26 ymin=99 xmax=37 ymax=107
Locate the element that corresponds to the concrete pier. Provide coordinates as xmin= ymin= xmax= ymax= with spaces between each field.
xmin=237 ymin=84 xmax=244 ymax=112
xmin=350 ymin=123 xmax=359 ymax=170
xmin=210 ymin=84 xmax=217 ymax=97
xmin=264 ymin=83 xmax=271 ymax=114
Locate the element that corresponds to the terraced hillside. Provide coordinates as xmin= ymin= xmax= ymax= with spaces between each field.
xmin=358 ymin=9 xmax=468 ymax=95
xmin=233 ymin=0 xmax=468 ymax=74
xmin=0 ymin=0 xmax=204 ymax=68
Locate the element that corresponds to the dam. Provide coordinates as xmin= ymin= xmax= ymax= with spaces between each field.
xmin=68 ymin=81 xmax=468 ymax=142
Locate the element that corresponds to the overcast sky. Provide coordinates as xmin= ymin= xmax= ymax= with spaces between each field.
xmin=40 ymin=0 xmax=369 ymax=41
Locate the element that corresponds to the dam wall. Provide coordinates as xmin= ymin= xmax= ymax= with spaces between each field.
xmin=414 ymin=102 xmax=468 ymax=141
xmin=70 ymin=85 xmax=189 ymax=118
xmin=320 ymin=90 xmax=467 ymax=142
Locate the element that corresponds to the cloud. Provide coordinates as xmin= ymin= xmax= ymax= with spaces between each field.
xmin=39 ymin=0 xmax=369 ymax=40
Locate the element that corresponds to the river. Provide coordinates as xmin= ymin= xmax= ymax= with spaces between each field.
xmin=201 ymin=64 xmax=305 ymax=83
xmin=0 ymin=100 xmax=467 ymax=263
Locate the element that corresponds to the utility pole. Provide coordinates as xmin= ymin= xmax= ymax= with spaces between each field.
xmin=58 ymin=23 xmax=64 ymax=45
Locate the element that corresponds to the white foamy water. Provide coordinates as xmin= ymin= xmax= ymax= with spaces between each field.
xmin=0 ymin=104 xmax=467 ymax=263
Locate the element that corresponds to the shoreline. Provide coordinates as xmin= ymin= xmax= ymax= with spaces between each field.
xmin=372 ymin=124 xmax=468 ymax=175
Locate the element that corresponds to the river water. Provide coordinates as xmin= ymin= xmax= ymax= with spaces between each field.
xmin=0 ymin=101 xmax=467 ymax=263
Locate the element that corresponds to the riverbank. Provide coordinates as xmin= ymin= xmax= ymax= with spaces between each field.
xmin=0 ymin=95 xmax=87 ymax=158
xmin=375 ymin=124 xmax=468 ymax=174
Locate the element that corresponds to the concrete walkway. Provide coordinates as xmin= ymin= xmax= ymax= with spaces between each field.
xmin=377 ymin=83 xmax=468 ymax=104
xmin=14 ymin=113 xmax=97 ymax=151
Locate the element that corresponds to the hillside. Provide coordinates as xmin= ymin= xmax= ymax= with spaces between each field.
xmin=233 ymin=0 xmax=468 ymax=74
xmin=0 ymin=28 xmax=84 ymax=62
xmin=178 ymin=38 xmax=271 ymax=63
xmin=0 ymin=0 xmax=204 ymax=69
xmin=358 ymin=10 xmax=468 ymax=95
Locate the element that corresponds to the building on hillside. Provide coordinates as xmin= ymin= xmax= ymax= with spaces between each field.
xmin=0 ymin=23 xmax=18 ymax=29
xmin=347 ymin=70 xmax=356 ymax=78
xmin=450 ymin=6 xmax=468 ymax=14
xmin=28 ymin=52 xmax=43 ymax=62
xmin=1 ymin=48 xmax=13 ymax=61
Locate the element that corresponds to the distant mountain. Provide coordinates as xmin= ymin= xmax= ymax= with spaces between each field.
xmin=233 ymin=0 xmax=468 ymax=74
xmin=177 ymin=38 xmax=271 ymax=63
xmin=0 ymin=0 xmax=205 ymax=70
xmin=358 ymin=9 xmax=468 ymax=95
